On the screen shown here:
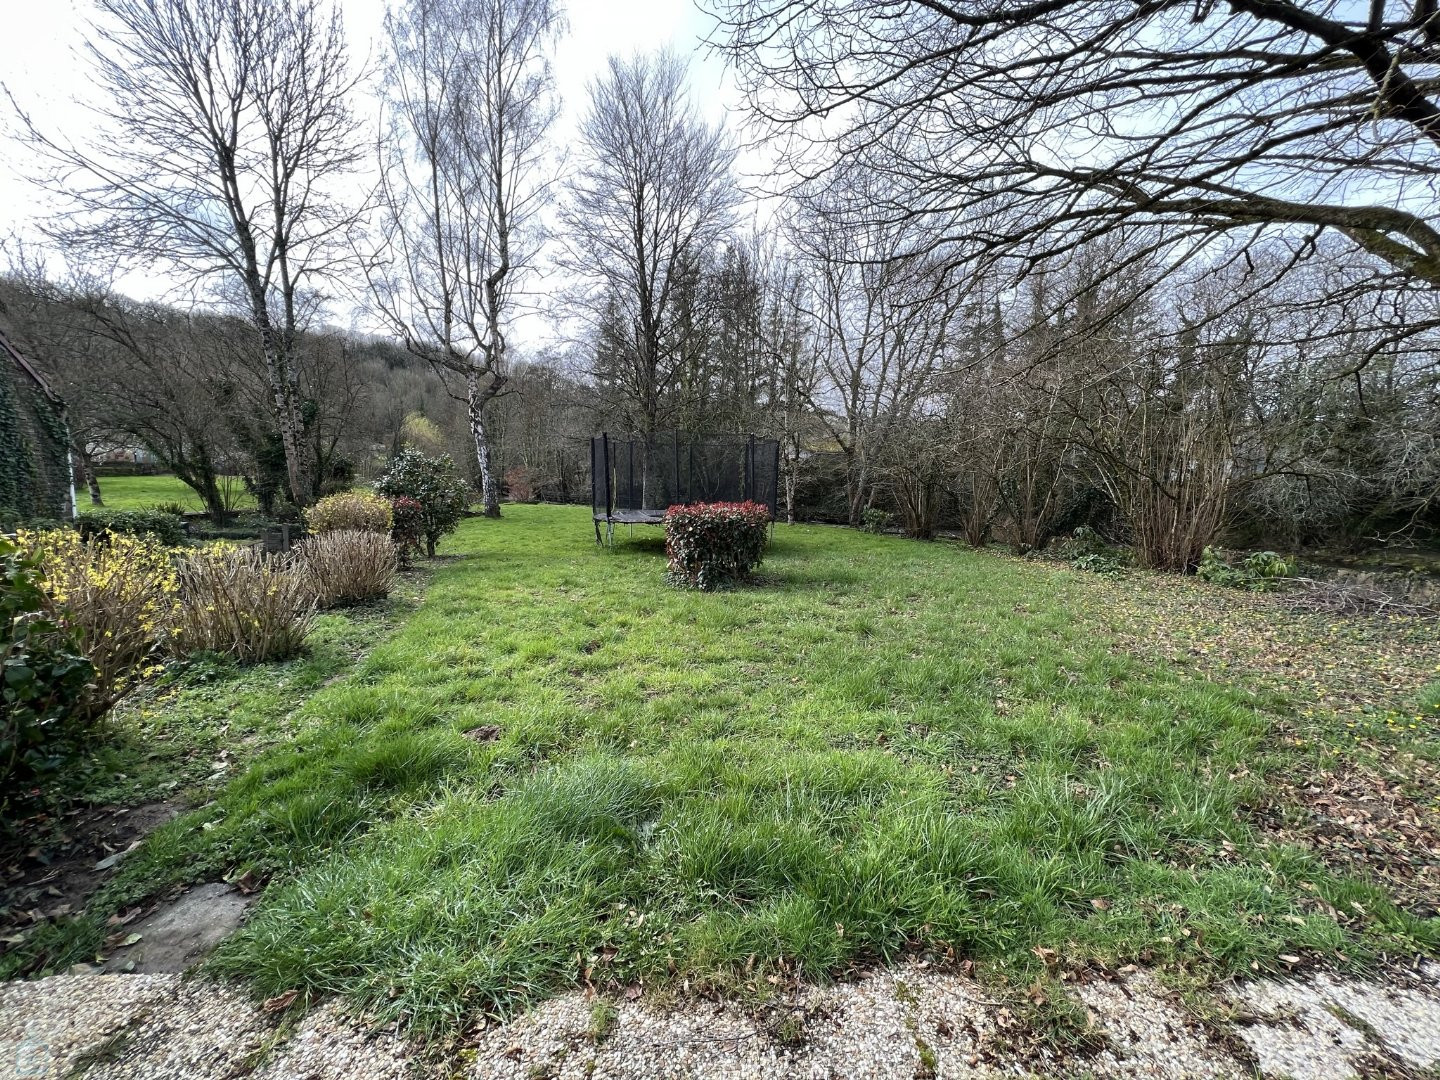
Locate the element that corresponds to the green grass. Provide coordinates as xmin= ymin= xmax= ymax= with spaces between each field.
xmin=92 ymin=473 xmax=256 ymax=512
xmin=13 ymin=506 xmax=1438 ymax=1030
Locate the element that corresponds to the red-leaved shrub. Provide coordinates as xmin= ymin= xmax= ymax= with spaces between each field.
xmin=663 ymin=501 xmax=771 ymax=590
xmin=504 ymin=465 xmax=535 ymax=503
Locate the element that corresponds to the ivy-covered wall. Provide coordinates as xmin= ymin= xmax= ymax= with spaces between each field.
xmin=1 ymin=351 xmax=73 ymax=523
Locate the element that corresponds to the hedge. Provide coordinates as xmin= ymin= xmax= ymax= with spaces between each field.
xmin=663 ymin=501 xmax=772 ymax=590
xmin=74 ymin=508 xmax=186 ymax=547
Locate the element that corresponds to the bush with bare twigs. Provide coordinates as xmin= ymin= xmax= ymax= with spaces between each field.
xmin=296 ymin=530 xmax=397 ymax=609
xmin=172 ymin=546 xmax=314 ymax=663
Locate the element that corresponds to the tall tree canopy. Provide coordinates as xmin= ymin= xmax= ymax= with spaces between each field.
xmin=709 ymin=0 xmax=1440 ymax=347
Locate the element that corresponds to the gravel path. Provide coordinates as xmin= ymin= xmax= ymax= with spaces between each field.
xmin=4 ymin=962 xmax=1440 ymax=1079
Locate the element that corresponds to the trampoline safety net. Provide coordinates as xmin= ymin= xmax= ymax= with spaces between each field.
xmin=591 ymin=433 xmax=780 ymax=526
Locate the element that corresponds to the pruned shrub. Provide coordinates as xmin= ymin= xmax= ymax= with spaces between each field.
xmin=75 ymin=507 xmax=185 ymax=547
xmin=305 ymin=490 xmax=393 ymax=535
xmin=375 ymin=450 xmax=470 ymax=557
xmin=17 ymin=528 xmax=178 ymax=716
xmin=664 ymin=501 xmax=771 ymax=591
xmin=3 ymin=537 xmax=96 ymax=813
xmin=297 ymin=530 xmax=397 ymax=608
xmin=172 ymin=546 xmax=315 ymax=663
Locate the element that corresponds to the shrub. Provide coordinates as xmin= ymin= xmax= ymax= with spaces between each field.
xmin=1197 ymin=546 xmax=1296 ymax=590
xmin=2 ymin=537 xmax=95 ymax=812
xmin=504 ymin=465 xmax=536 ymax=503
xmin=297 ymin=530 xmax=397 ymax=608
xmin=664 ymin=501 xmax=772 ymax=591
xmin=172 ymin=546 xmax=315 ymax=663
xmin=374 ymin=450 xmax=470 ymax=557
xmin=305 ymin=490 xmax=393 ymax=535
xmin=1062 ymin=526 xmax=1130 ymax=575
xmin=388 ymin=496 xmax=425 ymax=567
xmin=1072 ymin=552 xmax=1127 ymax=576
xmin=859 ymin=508 xmax=892 ymax=534
xmin=152 ymin=501 xmax=192 ymax=518
xmin=17 ymin=529 xmax=178 ymax=716
xmin=75 ymin=507 xmax=186 ymax=547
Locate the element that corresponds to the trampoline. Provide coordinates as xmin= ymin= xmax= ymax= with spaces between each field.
xmin=591 ymin=432 xmax=780 ymax=545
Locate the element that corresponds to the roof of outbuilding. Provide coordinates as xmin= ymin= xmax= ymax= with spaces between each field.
xmin=0 ymin=325 xmax=64 ymax=407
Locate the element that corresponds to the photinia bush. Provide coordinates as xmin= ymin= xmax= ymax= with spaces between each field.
xmin=374 ymin=450 xmax=469 ymax=557
xmin=663 ymin=501 xmax=772 ymax=591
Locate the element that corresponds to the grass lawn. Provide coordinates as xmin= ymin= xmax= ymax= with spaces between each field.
xmin=6 ymin=505 xmax=1437 ymax=1035
xmin=91 ymin=473 xmax=256 ymax=512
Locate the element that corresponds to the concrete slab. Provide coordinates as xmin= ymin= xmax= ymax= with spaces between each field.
xmin=101 ymin=883 xmax=253 ymax=974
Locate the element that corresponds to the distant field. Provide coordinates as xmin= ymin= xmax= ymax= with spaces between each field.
xmin=93 ymin=473 xmax=256 ymax=512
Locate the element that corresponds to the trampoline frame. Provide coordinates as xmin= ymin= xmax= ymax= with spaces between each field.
xmin=590 ymin=431 xmax=780 ymax=546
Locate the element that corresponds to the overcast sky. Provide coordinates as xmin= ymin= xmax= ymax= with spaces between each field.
xmin=0 ymin=0 xmax=747 ymax=348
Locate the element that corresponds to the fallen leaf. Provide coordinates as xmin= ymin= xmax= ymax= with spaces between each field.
xmin=263 ymin=989 xmax=300 ymax=1012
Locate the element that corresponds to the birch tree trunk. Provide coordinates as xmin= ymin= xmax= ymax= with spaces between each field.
xmin=467 ymin=368 xmax=504 ymax=517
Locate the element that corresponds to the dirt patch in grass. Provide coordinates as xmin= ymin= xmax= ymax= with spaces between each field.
xmin=0 ymin=801 xmax=182 ymax=966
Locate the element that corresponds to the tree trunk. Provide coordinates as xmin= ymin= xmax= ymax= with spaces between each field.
xmin=783 ymin=437 xmax=799 ymax=524
xmin=467 ymin=368 xmax=502 ymax=518
xmin=253 ymin=309 xmax=310 ymax=508
xmin=640 ymin=430 xmax=667 ymax=511
xmin=74 ymin=449 xmax=103 ymax=506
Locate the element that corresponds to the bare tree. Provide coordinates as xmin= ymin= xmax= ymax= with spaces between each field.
xmin=789 ymin=201 xmax=960 ymax=526
xmin=61 ymin=289 xmax=248 ymax=522
xmin=561 ymin=51 xmax=740 ymax=506
xmin=372 ymin=0 xmax=562 ymax=517
xmin=8 ymin=0 xmax=364 ymax=507
xmin=709 ymin=0 xmax=1440 ymax=347
xmin=754 ymin=240 xmax=822 ymax=525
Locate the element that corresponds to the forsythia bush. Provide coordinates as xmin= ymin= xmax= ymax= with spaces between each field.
xmin=663 ymin=501 xmax=772 ymax=591
xmin=17 ymin=529 xmax=178 ymax=717
xmin=172 ymin=545 xmax=315 ymax=663
xmin=2 ymin=537 xmax=95 ymax=811
xmin=296 ymin=530 xmax=397 ymax=608
xmin=305 ymin=490 xmax=393 ymax=535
